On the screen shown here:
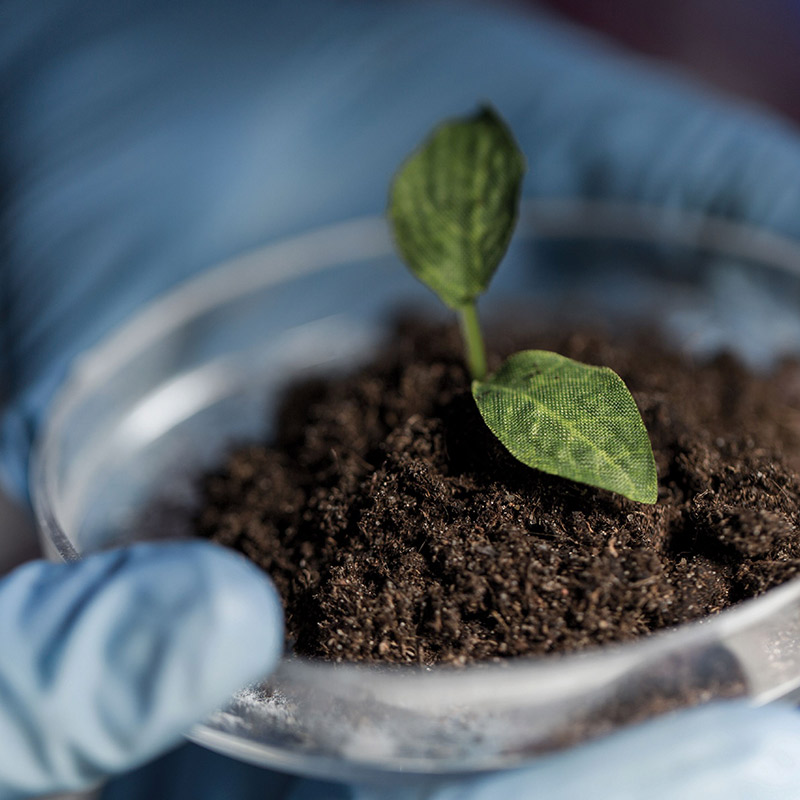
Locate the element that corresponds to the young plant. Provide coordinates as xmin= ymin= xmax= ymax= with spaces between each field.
xmin=388 ymin=107 xmax=658 ymax=504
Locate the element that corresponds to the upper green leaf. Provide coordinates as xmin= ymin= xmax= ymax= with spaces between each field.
xmin=472 ymin=350 xmax=658 ymax=503
xmin=388 ymin=107 xmax=526 ymax=309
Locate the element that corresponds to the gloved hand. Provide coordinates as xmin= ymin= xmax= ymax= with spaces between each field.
xmin=4 ymin=0 xmax=800 ymax=797
xmin=0 ymin=542 xmax=283 ymax=798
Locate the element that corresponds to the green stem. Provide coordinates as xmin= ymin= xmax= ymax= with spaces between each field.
xmin=458 ymin=302 xmax=488 ymax=381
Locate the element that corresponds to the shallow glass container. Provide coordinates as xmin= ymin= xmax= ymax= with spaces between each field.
xmin=31 ymin=200 xmax=800 ymax=781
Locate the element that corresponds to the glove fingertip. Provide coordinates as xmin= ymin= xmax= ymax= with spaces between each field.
xmin=186 ymin=540 xmax=285 ymax=684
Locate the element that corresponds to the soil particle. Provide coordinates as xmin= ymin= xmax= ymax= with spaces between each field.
xmin=196 ymin=317 xmax=800 ymax=666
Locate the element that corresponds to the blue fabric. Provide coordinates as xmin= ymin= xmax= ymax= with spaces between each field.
xmin=2 ymin=0 xmax=800 ymax=796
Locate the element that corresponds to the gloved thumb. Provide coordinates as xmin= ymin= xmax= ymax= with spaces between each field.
xmin=0 ymin=541 xmax=283 ymax=798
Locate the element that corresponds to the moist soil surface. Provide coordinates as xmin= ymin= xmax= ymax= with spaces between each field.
xmin=196 ymin=316 xmax=800 ymax=666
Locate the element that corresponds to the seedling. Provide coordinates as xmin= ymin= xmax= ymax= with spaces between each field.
xmin=388 ymin=107 xmax=658 ymax=504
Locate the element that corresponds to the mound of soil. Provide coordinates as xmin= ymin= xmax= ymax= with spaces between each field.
xmin=196 ymin=317 xmax=800 ymax=666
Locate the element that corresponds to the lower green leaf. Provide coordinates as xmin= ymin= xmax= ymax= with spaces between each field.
xmin=472 ymin=350 xmax=658 ymax=504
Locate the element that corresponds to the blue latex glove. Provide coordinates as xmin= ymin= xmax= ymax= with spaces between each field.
xmin=0 ymin=542 xmax=283 ymax=798
xmin=4 ymin=0 xmax=800 ymax=797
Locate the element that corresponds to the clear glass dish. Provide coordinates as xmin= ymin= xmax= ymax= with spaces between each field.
xmin=31 ymin=200 xmax=800 ymax=782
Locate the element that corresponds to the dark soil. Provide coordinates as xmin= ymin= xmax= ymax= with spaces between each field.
xmin=196 ymin=316 xmax=800 ymax=666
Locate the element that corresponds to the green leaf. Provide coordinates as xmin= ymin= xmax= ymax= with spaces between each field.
xmin=472 ymin=350 xmax=658 ymax=504
xmin=388 ymin=107 xmax=526 ymax=310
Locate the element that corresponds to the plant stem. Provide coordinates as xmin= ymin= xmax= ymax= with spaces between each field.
xmin=458 ymin=302 xmax=488 ymax=381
